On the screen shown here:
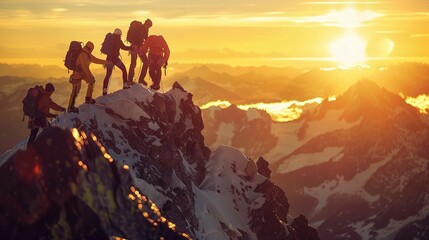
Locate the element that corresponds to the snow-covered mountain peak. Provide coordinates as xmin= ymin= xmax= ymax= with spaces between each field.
xmin=312 ymin=79 xmax=418 ymax=123
xmin=1 ymin=83 xmax=319 ymax=240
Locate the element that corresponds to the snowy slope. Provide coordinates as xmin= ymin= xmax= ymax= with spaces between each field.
xmin=201 ymin=80 xmax=429 ymax=240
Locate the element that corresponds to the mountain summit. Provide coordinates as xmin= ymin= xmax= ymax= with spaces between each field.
xmin=313 ymin=79 xmax=419 ymax=123
xmin=1 ymin=83 xmax=319 ymax=240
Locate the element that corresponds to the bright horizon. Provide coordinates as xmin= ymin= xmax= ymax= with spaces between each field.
xmin=1 ymin=1 xmax=429 ymax=67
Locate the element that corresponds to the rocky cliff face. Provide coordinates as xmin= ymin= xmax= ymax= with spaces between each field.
xmin=202 ymin=105 xmax=278 ymax=160
xmin=0 ymin=82 xmax=318 ymax=240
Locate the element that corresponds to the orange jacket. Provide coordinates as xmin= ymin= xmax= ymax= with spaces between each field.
xmin=139 ymin=35 xmax=170 ymax=62
xmin=72 ymin=48 xmax=108 ymax=83
xmin=37 ymin=88 xmax=64 ymax=118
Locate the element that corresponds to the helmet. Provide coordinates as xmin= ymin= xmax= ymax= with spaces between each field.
xmin=113 ymin=28 xmax=122 ymax=35
xmin=45 ymin=83 xmax=55 ymax=92
xmin=85 ymin=41 xmax=94 ymax=50
xmin=144 ymin=19 xmax=152 ymax=28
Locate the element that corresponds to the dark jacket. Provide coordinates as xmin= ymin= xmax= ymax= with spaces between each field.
xmin=37 ymin=88 xmax=64 ymax=118
xmin=28 ymin=87 xmax=64 ymax=129
xmin=108 ymin=35 xmax=131 ymax=59
xmin=131 ymin=26 xmax=149 ymax=48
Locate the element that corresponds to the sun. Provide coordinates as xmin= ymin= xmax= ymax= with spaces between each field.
xmin=330 ymin=31 xmax=366 ymax=67
xmin=326 ymin=8 xmax=380 ymax=67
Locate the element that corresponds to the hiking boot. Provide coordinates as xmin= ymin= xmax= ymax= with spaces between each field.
xmin=150 ymin=84 xmax=160 ymax=91
xmin=123 ymin=82 xmax=130 ymax=89
xmin=85 ymin=97 xmax=96 ymax=104
xmin=127 ymin=81 xmax=135 ymax=86
xmin=139 ymin=79 xmax=148 ymax=86
xmin=68 ymin=106 xmax=79 ymax=113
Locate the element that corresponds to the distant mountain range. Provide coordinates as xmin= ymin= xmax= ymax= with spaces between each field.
xmin=164 ymin=62 xmax=429 ymax=106
xmin=202 ymin=80 xmax=429 ymax=239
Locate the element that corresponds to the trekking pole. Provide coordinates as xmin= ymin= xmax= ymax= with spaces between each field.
xmin=137 ymin=59 xmax=143 ymax=82
xmin=64 ymin=111 xmax=68 ymax=129
xmin=161 ymin=80 xmax=164 ymax=93
xmin=55 ymin=116 xmax=60 ymax=127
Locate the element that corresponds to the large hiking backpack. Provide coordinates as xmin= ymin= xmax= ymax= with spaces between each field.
xmin=64 ymin=41 xmax=83 ymax=71
xmin=22 ymin=86 xmax=42 ymax=118
xmin=101 ymin=33 xmax=115 ymax=55
xmin=126 ymin=21 xmax=145 ymax=46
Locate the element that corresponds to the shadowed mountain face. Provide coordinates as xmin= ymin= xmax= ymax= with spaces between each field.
xmin=0 ymin=127 xmax=189 ymax=240
xmin=203 ymin=80 xmax=429 ymax=239
xmin=0 ymin=83 xmax=319 ymax=240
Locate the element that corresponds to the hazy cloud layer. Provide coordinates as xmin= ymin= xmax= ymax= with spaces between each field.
xmin=1 ymin=0 xmax=429 ymax=65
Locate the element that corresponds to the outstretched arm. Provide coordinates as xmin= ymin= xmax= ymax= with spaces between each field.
xmin=90 ymin=54 xmax=109 ymax=65
xmin=47 ymin=98 xmax=65 ymax=112
xmin=120 ymin=41 xmax=132 ymax=51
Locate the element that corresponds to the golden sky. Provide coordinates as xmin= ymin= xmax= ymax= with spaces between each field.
xmin=1 ymin=0 xmax=429 ymax=67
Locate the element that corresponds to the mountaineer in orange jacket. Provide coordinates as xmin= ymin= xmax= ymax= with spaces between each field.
xmin=68 ymin=41 xmax=112 ymax=113
xmin=138 ymin=35 xmax=170 ymax=90
xmin=27 ymin=83 xmax=66 ymax=148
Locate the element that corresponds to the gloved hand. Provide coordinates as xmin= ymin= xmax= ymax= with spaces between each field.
xmin=131 ymin=45 xmax=138 ymax=52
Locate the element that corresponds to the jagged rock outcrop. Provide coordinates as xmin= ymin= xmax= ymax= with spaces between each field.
xmin=291 ymin=215 xmax=320 ymax=240
xmin=256 ymin=156 xmax=271 ymax=179
xmin=0 ymin=127 xmax=188 ymax=240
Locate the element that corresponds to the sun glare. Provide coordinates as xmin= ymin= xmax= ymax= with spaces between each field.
xmin=327 ymin=8 xmax=378 ymax=67
xmin=333 ymin=8 xmax=380 ymax=28
xmin=330 ymin=31 xmax=367 ymax=66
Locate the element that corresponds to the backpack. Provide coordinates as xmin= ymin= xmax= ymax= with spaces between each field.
xmin=126 ymin=21 xmax=145 ymax=45
xmin=22 ymin=86 xmax=43 ymax=118
xmin=101 ymin=33 xmax=115 ymax=55
xmin=64 ymin=41 xmax=83 ymax=71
